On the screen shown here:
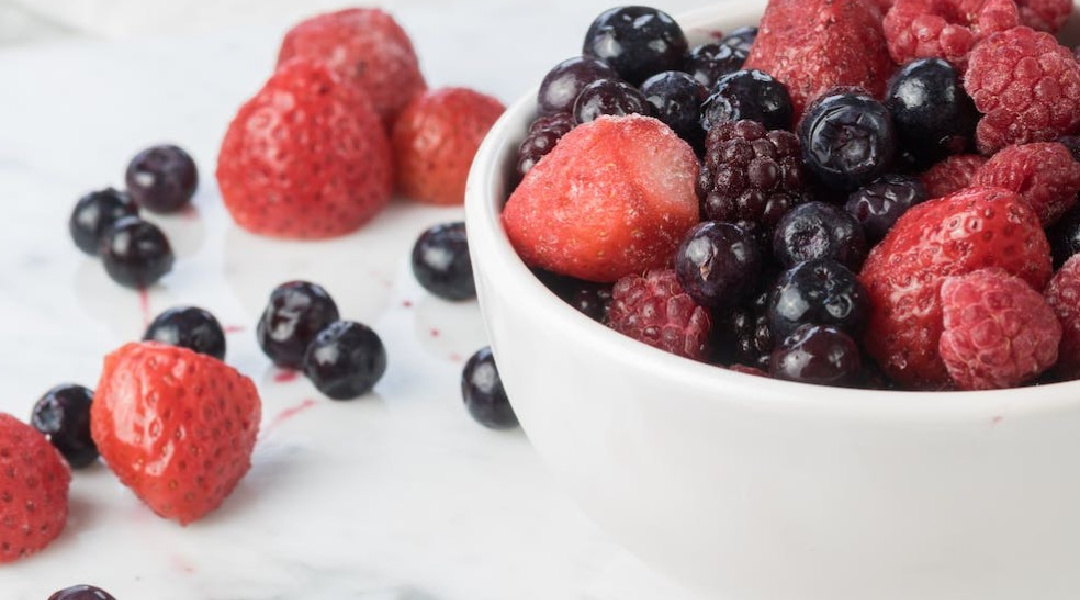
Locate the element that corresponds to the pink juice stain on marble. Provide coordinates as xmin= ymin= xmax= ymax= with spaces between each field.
xmin=402 ymin=299 xmax=414 ymax=308
xmin=137 ymin=287 xmax=152 ymax=328
xmin=263 ymin=399 xmax=317 ymax=436
xmin=430 ymin=327 xmax=440 ymax=338
xmin=224 ymin=325 xmax=246 ymax=334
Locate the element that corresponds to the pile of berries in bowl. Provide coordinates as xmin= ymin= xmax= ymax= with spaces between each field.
xmin=464 ymin=1 xmax=1080 ymax=599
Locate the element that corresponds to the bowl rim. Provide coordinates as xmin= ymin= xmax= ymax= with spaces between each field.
xmin=463 ymin=2 xmax=1080 ymax=421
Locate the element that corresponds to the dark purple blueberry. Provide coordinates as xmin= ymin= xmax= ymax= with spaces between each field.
xmin=675 ymin=221 xmax=763 ymax=308
xmin=1048 ymin=203 xmax=1080 ymax=268
xmin=885 ymin=59 xmax=977 ymax=170
xmin=719 ymin=27 xmax=757 ymax=54
xmin=517 ymin=112 xmax=576 ymax=177
xmin=125 ymin=144 xmax=199 ymax=213
xmin=773 ymin=201 xmax=867 ymax=270
xmin=640 ymin=71 xmax=707 ymax=150
xmin=537 ymin=56 xmax=618 ymax=116
xmin=461 ymin=346 xmax=518 ymax=429
xmin=100 ymin=216 xmax=174 ymax=289
xmin=31 ymin=384 xmax=98 ymax=469
xmin=412 ymin=222 xmax=475 ymax=301
xmin=701 ymin=69 xmax=792 ymax=131
xmin=302 ymin=321 xmax=386 ymax=400
xmin=769 ymin=324 xmax=861 ymax=387
xmin=582 ymin=6 xmax=688 ymax=86
xmin=68 ymin=188 xmax=139 ymax=256
xmin=684 ymin=43 xmax=746 ymax=91
xmin=573 ymin=78 xmax=650 ymax=124
xmin=844 ymin=174 xmax=928 ymax=243
xmin=143 ymin=305 xmax=226 ymax=360
xmin=48 ymin=585 xmax=116 ymax=600
xmin=767 ymin=258 xmax=868 ymax=340
xmin=256 ymin=281 xmax=340 ymax=369
xmin=570 ymin=283 xmax=613 ymax=323
xmin=799 ymin=90 xmax=897 ymax=191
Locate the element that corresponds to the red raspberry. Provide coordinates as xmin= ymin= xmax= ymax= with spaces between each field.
xmin=608 ymin=269 xmax=711 ymax=361
xmin=729 ymin=364 xmax=767 ymax=377
xmin=973 ymin=142 xmax=1080 ymax=225
xmin=939 ymin=268 xmax=1060 ymax=390
xmin=964 ymin=27 xmax=1080 ymax=154
xmin=1016 ymin=0 xmax=1072 ymax=32
xmin=919 ymin=154 xmax=987 ymax=198
xmin=883 ymin=0 xmax=1019 ymax=72
xmin=1044 ymin=254 xmax=1080 ymax=379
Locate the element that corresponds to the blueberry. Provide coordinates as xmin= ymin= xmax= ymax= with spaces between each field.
xmin=582 ymin=6 xmax=688 ymax=86
xmin=640 ymin=71 xmax=707 ymax=150
xmin=143 ymin=305 xmax=226 ymax=360
xmin=256 ymin=281 xmax=340 ymax=369
xmin=68 ymin=188 xmax=139 ymax=256
xmin=769 ymin=324 xmax=861 ymax=387
xmin=719 ymin=27 xmax=757 ymax=54
xmin=701 ymin=69 xmax=792 ymax=131
xmin=885 ymin=59 xmax=978 ymax=170
xmin=675 ymin=221 xmax=763 ymax=308
xmin=799 ymin=90 xmax=896 ymax=191
xmin=537 ymin=56 xmax=619 ymax=116
xmin=844 ymin=174 xmax=927 ymax=243
xmin=100 ymin=216 xmax=174 ymax=289
xmin=31 ymin=385 xmax=98 ymax=469
xmin=573 ymin=78 xmax=650 ymax=124
xmin=48 ymin=586 xmax=116 ymax=600
xmin=773 ymin=201 xmax=867 ymax=270
xmin=767 ymin=258 xmax=868 ymax=340
xmin=125 ymin=144 xmax=198 ymax=213
xmin=412 ymin=222 xmax=475 ymax=301
xmin=684 ymin=42 xmax=746 ymax=91
xmin=1048 ymin=203 xmax=1080 ymax=268
xmin=302 ymin=321 xmax=387 ymax=400
xmin=461 ymin=346 xmax=518 ymax=430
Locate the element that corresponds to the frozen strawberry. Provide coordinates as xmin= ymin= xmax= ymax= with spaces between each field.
xmin=1045 ymin=254 xmax=1080 ymax=379
xmin=91 ymin=343 xmax=261 ymax=525
xmin=974 ymin=142 xmax=1080 ymax=225
xmin=0 ymin=414 xmax=69 ymax=563
xmin=1017 ymin=0 xmax=1072 ymax=32
xmin=939 ymin=268 xmax=1060 ymax=390
xmin=216 ymin=60 xmax=392 ymax=239
xmin=392 ymin=87 xmax=504 ymax=206
xmin=859 ymin=187 xmax=1052 ymax=388
xmin=608 ymin=269 xmax=711 ymax=360
xmin=277 ymin=8 xmax=426 ymax=127
xmin=919 ymin=154 xmax=986 ymax=198
xmin=883 ymin=0 xmax=1019 ymax=71
xmin=744 ymin=0 xmax=894 ymax=120
xmin=503 ymin=115 xmax=700 ymax=282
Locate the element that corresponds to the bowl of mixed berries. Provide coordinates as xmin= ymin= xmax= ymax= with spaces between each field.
xmin=465 ymin=0 xmax=1080 ymax=598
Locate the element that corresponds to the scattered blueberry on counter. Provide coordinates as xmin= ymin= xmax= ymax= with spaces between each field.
xmin=124 ymin=144 xmax=199 ymax=214
xmin=48 ymin=585 xmax=116 ymax=600
xmin=303 ymin=321 xmax=387 ymax=401
xmin=461 ymin=347 xmax=518 ymax=430
xmin=68 ymin=188 xmax=139 ymax=256
xmin=411 ymin=222 xmax=476 ymax=301
xmin=144 ymin=305 xmax=226 ymax=360
xmin=257 ymin=281 xmax=341 ymax=370
xmin=31 ymin=385 xmax=98 ymax=469
xmin=100 ymin=216 xmax=175 ymax=289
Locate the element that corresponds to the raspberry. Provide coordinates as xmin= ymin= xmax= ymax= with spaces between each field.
xmin=1046 ymin=254 xmax=1080 ymax=379
xmin=919 ymin=154 xmax=986 ymax=198
xmin=939 ymin=268 xmax=1060 ymax=390
xmin=883 ymin=0 xmax=1019 ymax=71
xmin=973 ymin=142 xmax=1080 ymax=225
xmin=701 ymin=120 xmax=808 ymax=228
xmin=964 ymin=27 xmax=1080 ymax=154
xmin=1016 ymin=0 xmax=1072 ymax=32
xmin=608 ymin=269 xmax=711 ymax=360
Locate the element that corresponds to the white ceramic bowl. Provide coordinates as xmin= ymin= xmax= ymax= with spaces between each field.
xmin=465 ymin=3 xmax=1080 ymax=599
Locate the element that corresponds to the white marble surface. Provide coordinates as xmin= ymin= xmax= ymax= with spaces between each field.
xmin=0 ymin=2 xmax=720 ymax=599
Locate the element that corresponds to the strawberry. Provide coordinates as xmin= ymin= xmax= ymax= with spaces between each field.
xmin=277 ymin=8 xmax=427 ymax=128
xmin=391 ymin=87 xmax=505 ymax=206
xmin=0 ymin=413 xmax=69 ymax=563
xmin=91 ymin=343 xmax=261 ymax=525
xmin=216 ymin=59 xmax=393 ymax=239
xmin=858 ymin=187 xmax=1052 ymax=388
xmin=502 ymin=114 xmax=700 ymax=282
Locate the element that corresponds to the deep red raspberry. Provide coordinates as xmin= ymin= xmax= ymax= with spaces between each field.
xmin=883 ymin=0 xmax=1019 ymax=72
xmin=744 ymin=0 xmax=893 ymax=121
xmin=919 ymin=154 xmax=987 ymax=198
xmin=964 ymin=27 xmax=1080 ymax=154
xmin=974 ymin=142 xmax=1080 ymax=225
xmin=608 ymin=269 xmax=711 ymax=360
xmin=939 ymin=268 xmax=1060 ymax=390
xmin=1045 ymin=254 xmax=1080 ymax=379
xmin=1016 ymin=0 xmax=1072 ymax=32
xmin=729 ymin=364 xmax=767 ymax=377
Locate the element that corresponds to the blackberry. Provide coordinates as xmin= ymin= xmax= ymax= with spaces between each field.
xmin=517 ymin=112 xmax=575 ymax=177
xmin=68 ymin=188 xmax=139 ymax=256
xmin=701 ymin=120 xmax=808 ymax=228
xmin=573 ymin=78 xmax=650 ymax=124
xmin=537 ymin=56 xmax=618 ymax=116
xmin=302 ymin=321 xmax=387 ymax=400
xmin=701 ymin=69 xmax=792 ymax=132
xmin=710 ymin=301 xmax=772 ymax=370
xmin=582 ymin=6 xmax=688 ymax=86
xmin=640 ymin=71 xmax=707 ymax=151
xmin=125 ymin=144 xmax=199 ymax=213
xmin=143 ymin=305 xmax=226 ymax=360
xmin=767 ymin=258 xmax=868 ymax=340
xmin=48 ymin=586 xmax=116 ymax=600
xmin=772 ymin=201 xmax=867 ymax=270
xmin=256 ymin=281 xmax=340 ymax=369
xmin=885 ymin=59 xmax=978 ymax=170
xmin=31 ymin=384 xmax=98 ymax=469
xmin=769 ymin=324 xmax=862 ymax=387
xmin=675 ymin=221 xmax=763 ymax=308
xmin=684 ymin=42 xmax=746 ymax=91
xmin=720 ymin=27 xmax=757 ymax=54
xmin=1048 ymin=202 xmax=1080 ymax=268
xmin=100 ymin=216 xmax=175 ymax=289
xmin=799 ymin=89 xmax=897 ymax=191
xmin=570 ymin=283 xmax=613 ymax=323
xmin=461 ymin=346 xmax=518 ymax=430
xmin=844 ymin=174 xmax=928 ymax=243
xmin=411 ymin=221 xmax=475 ymax=301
